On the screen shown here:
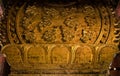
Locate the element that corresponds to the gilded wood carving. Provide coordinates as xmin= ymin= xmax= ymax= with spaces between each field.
xmin=0 ymin=0 xmax=120 ymax=75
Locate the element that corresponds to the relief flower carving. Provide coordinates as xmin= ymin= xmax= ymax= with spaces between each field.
xmin=42 ymin=29 xmax=56 ymax=43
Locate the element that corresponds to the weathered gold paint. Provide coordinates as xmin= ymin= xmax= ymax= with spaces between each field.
xmin=0 ymin=0 xmax=120 ymax=76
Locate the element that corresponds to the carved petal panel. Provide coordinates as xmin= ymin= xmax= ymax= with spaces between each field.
xmin=1 ymin=44 xmax=118 ymax=73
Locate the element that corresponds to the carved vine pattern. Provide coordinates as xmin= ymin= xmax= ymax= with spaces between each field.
xmin=0 ymin=1 xmax=118 ymax=45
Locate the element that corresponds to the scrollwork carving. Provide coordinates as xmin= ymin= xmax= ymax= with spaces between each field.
xmin=1 ymin=0 xmax=116 ymax=45
xmin=22 ymin=5 xmax=41 ymax=31
xmin=42 ymin=29 xmax=56 ymax=43
xmin=43 ymin=7 xmax=59 ymax=18
xmin=60 ymin=7 xmax=77 ymax=17
xmin=84 ymin=16 xmax=97 ymax=26
xmin=38 ymin=16 xmax=52 ymax=31
xmin=83 ymin=5 xmax=97 ymax=26
xmin=64 ymin=16 xmax=79 ymax=28
xmin=22 ymin=31 xmax=35 ymax=43
xmin=80 ymin=29 xmax=92 ymax=43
